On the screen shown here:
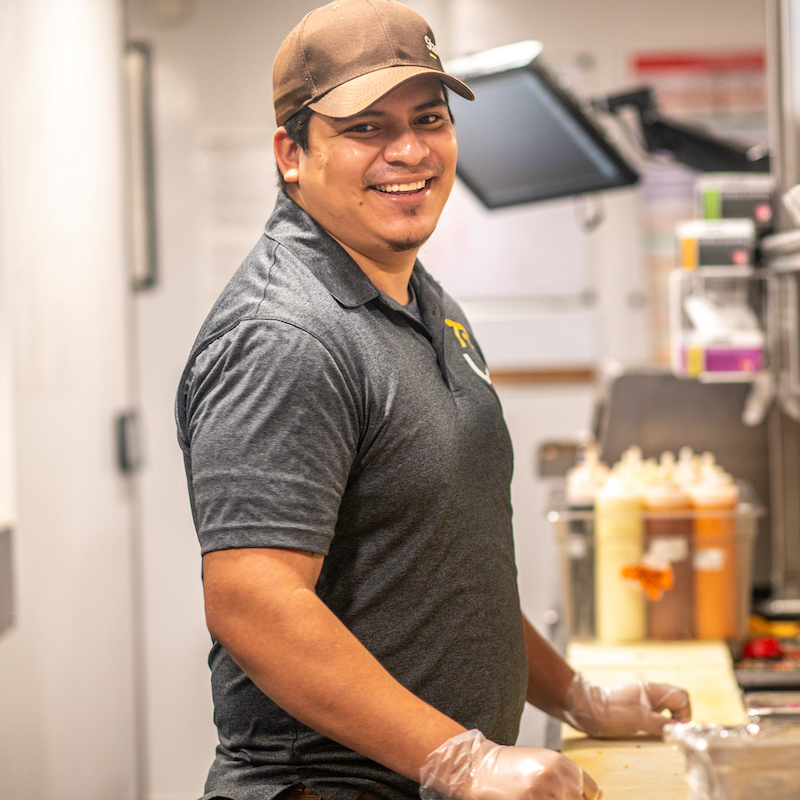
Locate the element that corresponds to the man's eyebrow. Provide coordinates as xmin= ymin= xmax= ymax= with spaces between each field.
xmin=412 ymin=97 xmax=449 ymax=113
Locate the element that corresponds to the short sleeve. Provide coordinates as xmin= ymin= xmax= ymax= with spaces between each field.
xmin=182 ymin=319 xmax=360 ymax=555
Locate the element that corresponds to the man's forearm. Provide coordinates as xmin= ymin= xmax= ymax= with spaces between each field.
xmin=203 ymin=548 xmax=466 ymax=782
xmin=522 ymin=614 xmax=575 ymax=719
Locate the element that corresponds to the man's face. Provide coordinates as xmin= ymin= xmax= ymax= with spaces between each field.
xmin=289 ymin=75 xmax=458 ymax=266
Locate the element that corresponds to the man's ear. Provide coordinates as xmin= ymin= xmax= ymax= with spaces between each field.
xmin=274 ymin=127 xmax=300 ymax=183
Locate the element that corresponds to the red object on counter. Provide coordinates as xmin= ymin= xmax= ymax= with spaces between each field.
xmin=742 ymin=637 xmax=785 ymax=660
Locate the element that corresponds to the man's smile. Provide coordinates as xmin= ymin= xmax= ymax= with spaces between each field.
xmin=372 ymin=179 xmax=428 ymax=194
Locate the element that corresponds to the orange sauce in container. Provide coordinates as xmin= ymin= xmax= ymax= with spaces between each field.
xmin=688 ymin=477 xmax=740 ymax=640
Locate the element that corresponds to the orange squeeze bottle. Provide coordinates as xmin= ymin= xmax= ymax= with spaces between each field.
xmin=688 ymin=470 xmax=740 ymax=640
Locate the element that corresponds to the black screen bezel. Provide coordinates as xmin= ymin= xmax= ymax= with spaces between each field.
xmin=452 ymin=58 xmax=640 ymax=209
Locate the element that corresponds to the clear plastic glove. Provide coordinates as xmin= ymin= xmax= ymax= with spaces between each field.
xmin=419 ymin=729 xmax=601 ymax=800
xmin=561 ymin=673 xmax=692 ymax=738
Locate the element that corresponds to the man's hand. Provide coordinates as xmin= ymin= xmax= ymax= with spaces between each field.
xmin=419 ymin=730 xmax=601 ymax=800
xmin=519 ymin=615 xmax=691 ymax=741
xmin=561 ymin=673 xmax=692 ymax=739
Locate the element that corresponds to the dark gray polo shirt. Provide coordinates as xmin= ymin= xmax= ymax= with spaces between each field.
xmin=176 ymin=192 xmax=527 ymax=800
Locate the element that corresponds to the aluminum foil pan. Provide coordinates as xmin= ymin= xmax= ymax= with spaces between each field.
xmin=664 ymin=721 xmax=800 ymax=800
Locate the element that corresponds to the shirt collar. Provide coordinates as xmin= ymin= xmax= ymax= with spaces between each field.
xmin=265 ymin=192 xmax=380 ymax=308
xmin=265 ymin=191 xmax=444 ymax=314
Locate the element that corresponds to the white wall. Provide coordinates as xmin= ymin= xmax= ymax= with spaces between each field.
xmin=0 ymin=1 xmax=139 ymax=798
xmin=127 ymin=0 xmax=766 ymax=797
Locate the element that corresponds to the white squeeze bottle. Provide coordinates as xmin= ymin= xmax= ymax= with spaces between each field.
xmin=566 ymin=444 xmax=609 ymax=507
xmin=594 ymin=466 xmax=646 ymax=642
xmin=620 ymin=445 xmax=644 ymax=478
xmin=674 ymin=446 xmax=699 ymax=487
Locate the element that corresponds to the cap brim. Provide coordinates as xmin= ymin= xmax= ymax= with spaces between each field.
xmin=308 ymin=65 xmax=474 ymax=119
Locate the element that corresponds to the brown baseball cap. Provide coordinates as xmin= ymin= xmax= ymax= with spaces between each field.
xmin=272 ymin=0 xmax=474 ymax=126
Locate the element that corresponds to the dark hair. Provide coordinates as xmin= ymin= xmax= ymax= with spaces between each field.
xmin=274 ymin=85 xmax=453 ymax=190
xmin=276 ymin=105 xmax=314 ymax=190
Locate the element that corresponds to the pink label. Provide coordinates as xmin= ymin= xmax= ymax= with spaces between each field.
xmin=704 ymin=347 xmax=762 ymax=372
xmin=683 ymin=347 xmax=762 ymax=373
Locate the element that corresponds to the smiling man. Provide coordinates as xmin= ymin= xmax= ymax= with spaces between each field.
xmin=273 ymin=74 xmax=455 ymax=302
xmin=176 ymin=3 xmax=691 ymax=800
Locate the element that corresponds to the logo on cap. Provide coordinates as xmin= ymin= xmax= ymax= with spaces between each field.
xmin=424 ymin=35 xmax=439 ymax=60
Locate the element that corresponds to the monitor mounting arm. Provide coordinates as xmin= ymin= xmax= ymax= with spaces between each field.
xmin=595 ymin=86 xmax=770 ymax=173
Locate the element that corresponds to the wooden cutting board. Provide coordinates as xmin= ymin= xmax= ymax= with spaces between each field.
xmin=561 ymin=641 xmax=747 ymax=800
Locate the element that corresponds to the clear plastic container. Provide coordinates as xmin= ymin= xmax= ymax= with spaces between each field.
xmin=549 ymin=482 xmax=762 ymax=643
xmin=664 ymin=721 xmax=800 ymax=800
xmin=668 ymin=268 xmax=767 ymax=381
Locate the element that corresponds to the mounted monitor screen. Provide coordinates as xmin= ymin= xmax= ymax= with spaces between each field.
xmin=447 ymin=42 xmax=639 ymax=208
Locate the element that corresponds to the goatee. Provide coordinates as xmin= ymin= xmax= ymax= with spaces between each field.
xmin=388 ymin=207 xmax=434 ymax=252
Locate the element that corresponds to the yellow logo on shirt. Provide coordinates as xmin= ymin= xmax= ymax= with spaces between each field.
xmin=445 ymin=319 xmax=474 ymax=350
xmin=445 ymin=319 xmax=491 ymax=385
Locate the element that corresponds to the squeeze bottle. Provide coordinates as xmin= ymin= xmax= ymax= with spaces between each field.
xmin=594 ymin=471 xmax=645 ymax=642
xmin=688 ymin=471 xmax=740 ymax=640
xmin=674 ymin=446 xmax=699 ymax=487
xmin=642 ymin=474 xmax=694 ymax=640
